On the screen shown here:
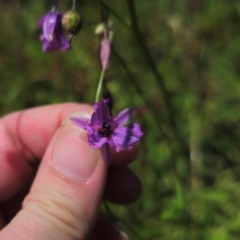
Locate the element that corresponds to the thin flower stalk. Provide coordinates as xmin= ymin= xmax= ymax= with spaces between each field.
xmin=95 ymin=27 xmax=111 ymax=102
xmin=95 ymin=68 xmax=106 ymax=103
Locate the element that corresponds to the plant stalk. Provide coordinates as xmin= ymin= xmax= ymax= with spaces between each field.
xmin=95 ymin=68 xmax=105 ymax=102
xmin=125 ymin=0 xmax=187 ymax=153
xmin=72 ymin=0 xmax=76 ymax=10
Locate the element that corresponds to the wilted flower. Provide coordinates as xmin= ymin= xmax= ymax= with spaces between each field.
xmin=70 ymin=100 xmax=143 ymax=165
xmin=39 ymin=11 xmax=71 ymax=52
xmin=100 ymin=31 xmax=111 ymax=70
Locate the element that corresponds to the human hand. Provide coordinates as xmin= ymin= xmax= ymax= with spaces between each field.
xmin=0 ymin=103 xmax=142 ymax=240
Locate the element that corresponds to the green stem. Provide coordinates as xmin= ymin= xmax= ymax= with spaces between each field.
xmin=95 ymin=68 xmax=106 ymax=102
xmin=51 ymin=0 xmax=58 ymax=12
xmin=102 ymin=1 xmax=130 ymax=28
xmin=98 ymin=0 xmax=103 ymax=20
xmin=112 ymin=47 xmax=167 ymax=139
xmin=126 ymin=0 xmax=168 ymax=110
xmin=72 ymin=0 xmax=76 ymax=10
xmin=103 ymin=200 xmax=142 ymax=239
xmin=103 ymin=200 xmax=116 ymax=221
xmin=125 ymin=0 xmax=187 ymax=153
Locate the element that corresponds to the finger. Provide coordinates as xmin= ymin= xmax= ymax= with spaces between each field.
xmin=105 ymin=167 xmax=143 ymax=204
xmin=0 ymin=103 xmax=93 ymax=201
xmin=0 ymin=114 xmax=107 ymax=240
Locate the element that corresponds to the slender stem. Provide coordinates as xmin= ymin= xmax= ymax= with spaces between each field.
xmin=51 ymin=0 xmax=58 ymax=12
xmin=126 ymin=0 xmax=167 ymax=106
xmin=112 ymin=47 xmax=167 ymax=139
xmin=72 ymin=0 xmax=76 ymax=10
xmin=103 ymin=200 xmax=116 ymax=221
xmin=102 ymin=1 xmax=130 ymax=28
xmin=113 ymin=48 xmax=189 ymax=186
xmin=125 ymin=0 xmax=187 ymax=154
xmin=98 ymin=0 xmax=105 ymax=21
xmin=98 ymin=0 xmax=102 ymax=14
xmin=95 ymin=68 xmax=106 ymax=102
xmin=103 ymin=200 xmax=142 ymax=239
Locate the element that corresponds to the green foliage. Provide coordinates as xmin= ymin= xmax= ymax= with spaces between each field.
xmin=1 ymin=0 xmax=240 ymax=239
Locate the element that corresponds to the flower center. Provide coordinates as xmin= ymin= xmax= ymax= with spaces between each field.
xmin=99 ymin=122 xmax=112 ymax=137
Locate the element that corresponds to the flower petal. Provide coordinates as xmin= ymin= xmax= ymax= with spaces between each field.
xmin=114 ymin=107 xmax=135 ymax=126
xmin=43 ymin=13 xmax=58 ymax=42
xmin=111 ymin=123 xmax=143 ymax=151
xmin=39 ymin=12 xmax=71 ymax=52
xmin=88 ymin=130 xmax=108 ymax=148
xmin=38 ymin=15 xmax=47 ymax=27
xmin=70 ymin=117 xmax=91 ymax=131
xmin=91 ymin=100 xmax=113 ymax=126
xmin=101 ymin=143 xmax=112 ymax=166
xmin=42 ymin=40 xmax=58 ymax=52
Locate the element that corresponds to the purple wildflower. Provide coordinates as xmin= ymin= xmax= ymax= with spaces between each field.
xmin=38 ymin=12 xmax=71 ymax=52
xmin=100 ymin=31 xmax=111 ymax=70
xmin=70 ymin=100 xmax=143 ymax=165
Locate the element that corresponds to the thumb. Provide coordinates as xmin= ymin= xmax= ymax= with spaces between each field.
xmin=0 ymin=113 xmax=107 ymax=240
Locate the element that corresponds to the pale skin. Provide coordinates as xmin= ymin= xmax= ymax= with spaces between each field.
xmin=0 ymin=103 xmax=142 ymax=240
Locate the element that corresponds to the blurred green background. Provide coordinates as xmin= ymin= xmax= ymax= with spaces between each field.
xmin=2 ymin=0 xmax=240 ymax=239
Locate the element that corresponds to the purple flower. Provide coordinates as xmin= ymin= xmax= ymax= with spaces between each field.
xmin=38 ymin=12 xmax=71 ymax=52
xmin=70 ymin=100 xmax=143 ymax=165
xmin=100 ymin=31 xmax=111 ymax=70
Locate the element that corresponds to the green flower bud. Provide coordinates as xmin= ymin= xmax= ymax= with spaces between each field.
xmin=62 ymin=10 xmax=82 ymax=35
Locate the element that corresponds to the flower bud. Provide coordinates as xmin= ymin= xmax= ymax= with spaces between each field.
xmin=62 ymin=10 xmax=82 ymax=35
xmin=100 ymin=31 xmax=111 ymax=70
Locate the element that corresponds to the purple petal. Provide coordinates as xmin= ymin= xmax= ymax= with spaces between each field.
xmin=114 ymin=107 xmax=135 ymax=126
xmin=111 ymin=122 xmax=143 ymax=151
xmin=88 ymin=131 xmax=108 ymax=148
xmin=54 ymin=14 xmax=71 ymax=51
xmin=93 ymin=99 xmax=109 ymax=110
xmin=101 ymin=143 xmax=112 ymax=166
xmin=91 ymin=100 xmax=113 ymax=126
xmin=42 ymin=13 xmax=58 ymax=42
xmin=39 ymin=12 xmax=71 ymax=52
xmin=42 ymin=40 xmax=58 ymax=52
xmin=70 ymin=117 xmax=91 ymax=131
xmin=100 ymin=33 xmax=111 ymax=70
xmin=38 ymin=15 xmax=47 ymax=27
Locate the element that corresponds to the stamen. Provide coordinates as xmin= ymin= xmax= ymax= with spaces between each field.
xmin=99 ymin=122 xmax=111 ymax=136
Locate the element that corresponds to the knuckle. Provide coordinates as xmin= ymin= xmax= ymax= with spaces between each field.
xmin=24 ymin=189 xmax=87 ymax=240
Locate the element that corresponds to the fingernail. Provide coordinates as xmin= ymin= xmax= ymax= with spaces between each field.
xmin=50 ymin=112 xmax=100 ymax=181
